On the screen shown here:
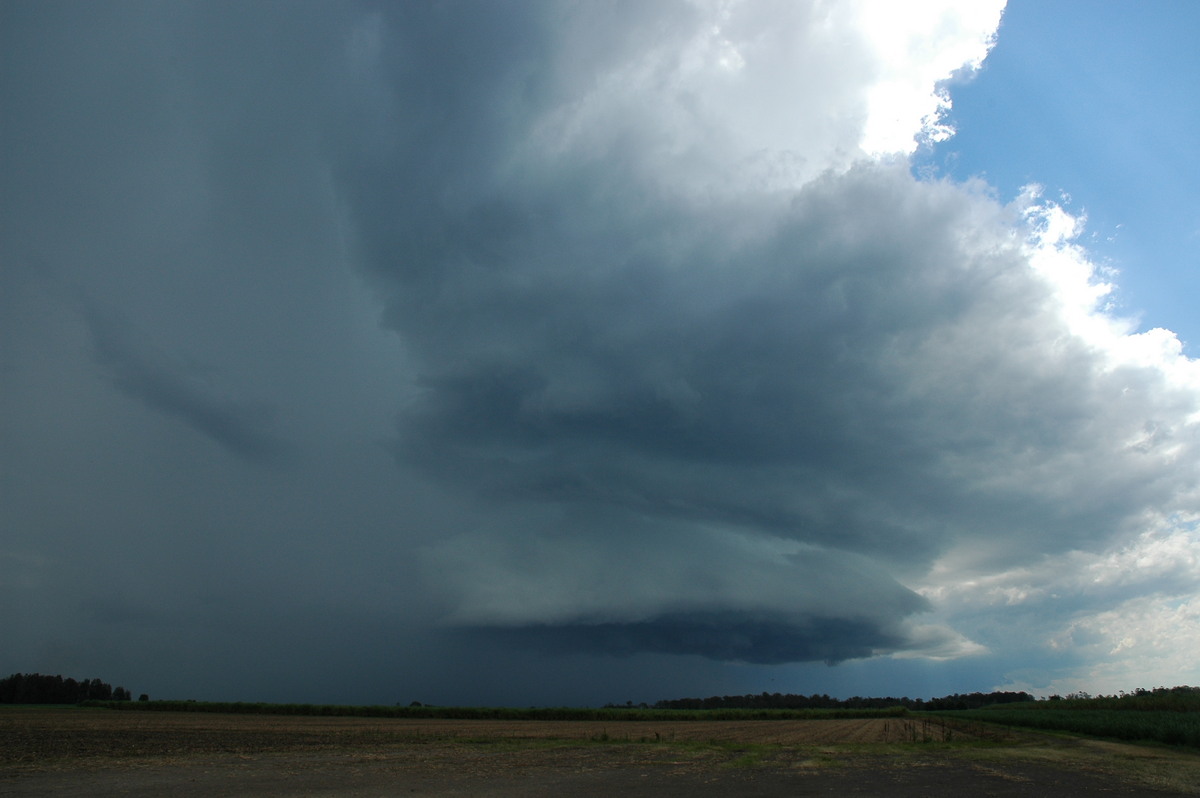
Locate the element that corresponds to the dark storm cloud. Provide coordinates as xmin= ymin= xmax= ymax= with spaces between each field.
xmin=81 ymin=304 xmax=286 ymax=462
xmin=3 ymin=0 xmax=1198 ymax=702
xmin=326 ymin=2 xmax=1200 ymax=667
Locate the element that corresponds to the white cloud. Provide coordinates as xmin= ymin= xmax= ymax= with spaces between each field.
xmin=920 ymin=515 xmax=1200 ymax=690
xmin=1018 ymin=188 xmax=1200 ymax=400
xmin=852 ymin=0 xmax=1004 ymax=153
xmin=513 ymin=0 xmax=1004 ymax=198
xmin=1014 ymin=594 xmax=1200 ymax=696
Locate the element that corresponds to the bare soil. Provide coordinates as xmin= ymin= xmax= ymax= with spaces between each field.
xmin=3 ymin=707 xmax=1198 ymax=796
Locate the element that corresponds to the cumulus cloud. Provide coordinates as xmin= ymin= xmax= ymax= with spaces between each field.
xmin=329 ymin=0 xmax=1198 ymax=668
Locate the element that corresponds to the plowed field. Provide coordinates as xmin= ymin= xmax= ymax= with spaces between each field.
xmin=0 ymin=709 xmax=997 ymax=764
xmin=3 ymin=707 xmax=1198 ymax=797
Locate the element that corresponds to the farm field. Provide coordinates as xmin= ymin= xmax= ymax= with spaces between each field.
xmin=3 ymin=706 xmax=1199 ymax=796
xmin=945 ymin=707 xmax=1200 ymax=747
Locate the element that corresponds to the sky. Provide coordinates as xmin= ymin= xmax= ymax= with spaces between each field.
xmin=2 ymin=0 xmax=1198 ymax=707
xmin=920 ymin=0 xmax=1200 ymax=356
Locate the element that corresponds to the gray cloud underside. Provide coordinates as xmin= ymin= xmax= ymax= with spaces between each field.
xmin=472 ymin=613 xmax=909 ymax=665
xmin=82 ymin=304 xmax=286 ymax=462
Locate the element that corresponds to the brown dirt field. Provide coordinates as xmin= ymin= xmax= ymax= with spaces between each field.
xmin=2 ymin=707 xmax=1199 ymax=796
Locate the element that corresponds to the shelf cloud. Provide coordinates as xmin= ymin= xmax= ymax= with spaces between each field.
xmin=3 ymin=0 xmax=1198 ymax=705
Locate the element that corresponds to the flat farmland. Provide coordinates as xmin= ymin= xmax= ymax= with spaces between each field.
xmin=3 ymin=707 xmax=1199 ymax=796
xmin=0 ymin=708 xmax=992 ymax=761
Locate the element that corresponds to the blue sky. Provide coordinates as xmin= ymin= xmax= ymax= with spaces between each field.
xmin=924 ymin=0 xmax=1200 ymax=354
xmin=3 ymin=1 xmax=1199 ymax=707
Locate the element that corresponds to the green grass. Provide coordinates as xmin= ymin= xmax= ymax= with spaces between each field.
xmin=726 ymin=747 xmax=768 ymax=768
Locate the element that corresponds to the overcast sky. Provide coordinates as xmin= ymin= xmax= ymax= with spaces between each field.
xmin=3 ymin=0 xmax=1198 ymax=706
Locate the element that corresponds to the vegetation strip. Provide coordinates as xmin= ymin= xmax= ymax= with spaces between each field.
xmin=926 ymin=687 xmax=1200 ymax=749
xmin=77 ymin=700 xmax=908 ymax=721
xmin=943 ymin=708 xmax=1200 ymax=748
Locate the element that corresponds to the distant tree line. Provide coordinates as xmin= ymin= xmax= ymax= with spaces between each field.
xmin=642 ymin=690 xmax=1035 ymax=712
xmin=0 ymin=673 xmax=144 ymax=704
xmin=1042 ymin=685 xmax=1200 ymax=711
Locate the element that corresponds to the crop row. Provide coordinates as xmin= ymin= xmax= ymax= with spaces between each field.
xmin=942 ymin=708 xmax=1200 ymax=748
